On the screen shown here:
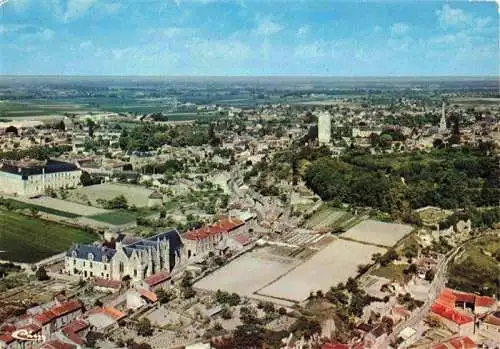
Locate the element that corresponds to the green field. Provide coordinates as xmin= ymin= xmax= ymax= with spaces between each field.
xmin=372 ymin=263 xmax=408 ymax=281
xmin=0 ymin=210 xmax=97 ymax=263
xmin=2 ymin=198 xmax=80 ymax=219
xmin=88 ymin=210 xmax=138 ymax=225
xmin=303 ymin=205 xmax=354 ymax=231
xmin=447 ymin=235 xmax=500 ymax=296
xmin=0 ymin=100 xmax=86 ymax=118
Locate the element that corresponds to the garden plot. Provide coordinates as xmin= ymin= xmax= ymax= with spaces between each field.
xmin=304 ymin=206 xmax=352 ymax=230
xmin=28 ymin=196 xmax=109 ymax=216
xmin=68 ymin=183 xmax=154 ymax=207
xmin=258 ymin=239 xmax=385 ymax=302
xmin=340 ymin=219 xmax=413 ymax=247
xmin=194 ymin=247 xmax=300 ymax=297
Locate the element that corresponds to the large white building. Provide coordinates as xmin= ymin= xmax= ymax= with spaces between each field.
xmin=317 ymin=111 xmax=331 ymax=145
xmin=0 ymin=159 xmax=81 ymax=197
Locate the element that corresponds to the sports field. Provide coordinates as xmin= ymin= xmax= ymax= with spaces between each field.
xmin=0 ymin=210 xmax=97 ymax=263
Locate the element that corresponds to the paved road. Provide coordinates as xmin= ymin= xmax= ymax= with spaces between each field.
xmin=386 ymin=231 xmax=496 ymax=348
xmin=383 ymin=245 xmax=464 ymax=348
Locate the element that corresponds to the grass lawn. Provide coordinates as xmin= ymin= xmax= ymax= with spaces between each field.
xmin=4 ymin=199 xmax=80 ymax=219
xmin=88 ymin=210 xmax=138 ymax=225
xmin=0 ymin=210 xmax=96 ymax=263
xmin=372 ymin=263 xmax=408 ymax=281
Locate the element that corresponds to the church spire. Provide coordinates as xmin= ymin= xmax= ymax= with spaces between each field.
xmin=439 ymin=101 xmax=447 ymax=133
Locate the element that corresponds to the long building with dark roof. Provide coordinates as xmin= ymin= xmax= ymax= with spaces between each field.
xmin=0 ymin=159 xmax=81 ymax=196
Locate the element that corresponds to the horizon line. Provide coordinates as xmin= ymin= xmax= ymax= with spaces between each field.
xmin=0 ymin=74 xmax=498 ymax=79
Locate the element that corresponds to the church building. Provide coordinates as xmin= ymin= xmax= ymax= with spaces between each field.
xmin=65 ymin=229 xmax=184 ymax=283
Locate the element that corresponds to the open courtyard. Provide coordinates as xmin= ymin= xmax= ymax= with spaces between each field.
xmin=340 ymin=219 xmax=413 ymax=247
xmin=257 ymin=239 xmax=386 ymax=302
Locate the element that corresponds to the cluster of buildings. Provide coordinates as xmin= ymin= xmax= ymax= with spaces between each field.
xmin=65 ymin=215 xmax=254 ymax=284
xmin=0 ymin=293 xmax=127 ymax=349
xmin=429 ymin=288 xmax=499 ymax=344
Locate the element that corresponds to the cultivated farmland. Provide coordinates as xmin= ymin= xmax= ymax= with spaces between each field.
xmin=0 ymin=210 xmax=97 ymax=263
xmin=27 ymin=196 xmax=109 ymax=216
xmin=304 ymin=205 xmax=351 ymax=231
xmin=258 ymin=239 xmax=386 ymax=302
xmin=340 ymin=219 xmax=413 ymax=247
xmin=194 ymin=247 xmax=300 ymax=297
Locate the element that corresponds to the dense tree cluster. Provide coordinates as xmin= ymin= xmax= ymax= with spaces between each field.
xmin=305 ymin=148 xmax=499 ymax=218
xmin=447 ymin=237 xmax=500 ymax=297
xmin=0 ymin=145 xmax=72 ymax=160
xmin=119 ymin=123 xmax=218 ymax=151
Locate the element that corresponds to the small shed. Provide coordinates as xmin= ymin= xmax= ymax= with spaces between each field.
xmin=148 ymin=190 xmax=163 ymax=208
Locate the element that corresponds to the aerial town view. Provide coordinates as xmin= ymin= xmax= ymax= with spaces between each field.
xmin=0 ymin=1 xmax=499 ymax=349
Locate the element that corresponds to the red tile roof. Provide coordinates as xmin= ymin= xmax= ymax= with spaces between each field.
xmin=0 ymin=324 xmax=16 ymax=333
xmin=143 ymin=270 xmax=171 ymax=287
xmin=431 ymin=303 xmax=474 ymax=325
xmin=93 ymin=277 xmax=121 ymax=290
xmin=103 ymin=307 xmax=126 ymax=321
xmin=322 ymin=343 xmax=349 ymax=349
xmin=392 ymin=306 xmax=411 ymax=318
xmin=33 ymin=300 xmax=82 ymax=325
xmin=431 ymin=336 xmax=477 ymax=349
xmin=18 ymin=323 xmax=41 ymax=334
xmin=450 ymin=290 xmax=476 ymax=304
xmin=63 ymin=319 xmax=89 ymax=334
xmin=86 ymin=306 xmax=126 ymax=321
xmin=185 ymin=218 xmax=245 ymax=241
xmin=437 ymin=289 xmax=496 ymax=311
xmin=474 ymin=296 xmax=496 ymax=308
xmin=138 ymin=288 xmax=158 ymax=303
xmin=483 ymin=311 xmax=500 ymax=326
xmin=62 ymin=330 xmax=85 ymax=346
xmin=40 ymin=339 xmax=77 ymax=349
xmin=0 ymin=334 xmax=16 ymax=344
xmin=436 ymin=289 xmax=457 ymax=308
xmin=230 ymin=233 xmax=251 ymax=246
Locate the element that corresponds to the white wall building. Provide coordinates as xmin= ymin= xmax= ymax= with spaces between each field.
xmin=0 ymin=159 xmax=81 ymax=197
xmin=317 ymin=111 xmax=331 ymax=145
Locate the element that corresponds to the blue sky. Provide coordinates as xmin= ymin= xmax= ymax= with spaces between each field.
xmin=0 ymin=0 xmax=498 ymax=76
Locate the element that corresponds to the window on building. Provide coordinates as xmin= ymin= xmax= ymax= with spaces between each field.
xmin=90 ymin=262 xmax=93 ymax=268
xmin=73 ymin=259 xmax=76 ymax=265
xmin=104 ymin=265 xmax=107 ymax=270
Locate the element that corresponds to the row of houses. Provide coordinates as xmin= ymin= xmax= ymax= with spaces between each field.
xmin=0 ymin=293 xmax=126 ymax=349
